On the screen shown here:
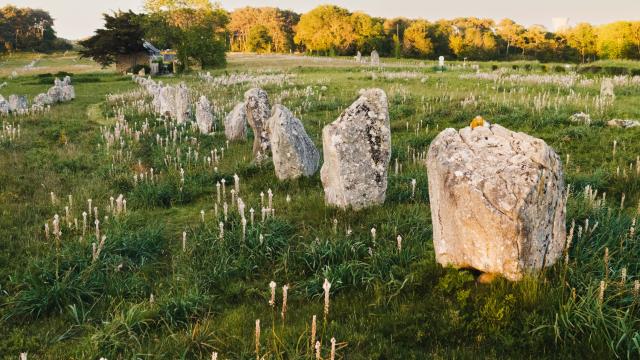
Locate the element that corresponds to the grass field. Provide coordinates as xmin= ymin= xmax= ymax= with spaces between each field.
xmin=1 ymin=52 xmax=640 ymax=359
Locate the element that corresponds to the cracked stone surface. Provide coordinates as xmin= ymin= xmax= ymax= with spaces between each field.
xmin=426 ymin=124 xmax=566 ymax=281
xmin=244 ymin=88 xmax=271 ymax=159
xmin=268 ymin=104 xmax=319 ymax=180
xmin=224 ymin=102 xmax=247 ymax=141
xmin=320 ymin=88 xmax=391 ymax=210
xmin=195 ymin=96 xmax=213 ymax=134
xmin=174 ymin=83 xmax=190 ymax=124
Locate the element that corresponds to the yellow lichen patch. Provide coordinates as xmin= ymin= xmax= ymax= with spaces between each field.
xmin=470 ymin=115 xmax=485 ymax=129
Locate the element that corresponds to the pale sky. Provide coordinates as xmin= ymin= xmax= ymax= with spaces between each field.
xmin=2 ymin=0 xmax=639 ymax=40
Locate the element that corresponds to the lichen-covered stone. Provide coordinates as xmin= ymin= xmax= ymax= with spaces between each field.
xmin=224 ymin=102 xmax=247 ymax=141
xmin=320 ymin=88 xmax=391 ymax=210
xmin=195 ymin=96 xmax=213 ymax=134
xmin=370 ymin=50 xmax=380 ymax=66
xmin=268 ymin=105 xmax=319 ymax=180
xmin=244 ymin=88 xmax=271 ymax=159
xmin=174 ymin=83 xmax=190 ymax=124
xmin=8 ymin=95 xmax=28 ymax=113
xmin=426 ymin=124 xmax=567 ymax=281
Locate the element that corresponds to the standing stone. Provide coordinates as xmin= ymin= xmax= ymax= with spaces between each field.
xmin=355 ymin=51 xmax=362 ymax=63
xmin=244 ymin=88 xmax=271 ymax=158
xmin=47 ymin=84 xmax=63 ymax=103
xmin=607 ymin=119 xmax=640 ymax=128
xmin=150 ymin=62 xmax=159 ymax=75
xmin=33 ymin=93 xmax=52 ymax=107
xmin=8 ymin=95 xmax=28 ymax=113
xmin=224 ymin=102 xmax=247 ymax=141
xmin=268 ymin=105 xmax=320 ymax=180
xmin=0 ymin=96 xmax=9 ymax=115
xmin=320 ymin=88 xmax=391 ymax=210
xmin=426 ymin=124 xmax=567 ymax=281
xmin=438 ymin=56 xmax=445 ymax=68
xmin=174 ymin=83 xmax=190 ymax=124
xmin=370 ymin=50 xmax=380 ymax=66
xmin=159 ymin=85 xmax=175 ymax=117
xmin=195 ymin=95 xmax=213 ymax=134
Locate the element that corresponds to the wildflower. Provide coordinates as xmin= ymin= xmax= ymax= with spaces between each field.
xmin=216 ymin=182 xmax=221 ymax=204
xmin=234 ymin=173 xmax=240 ymax=194
xmin=621 ymin=267 xmax=627 ymax=285
xmin=250 ymin=208 xmax=255 ymax=226
xmin=281 ymin=284 xmax=289 ymax=320
xmin=370 ymin=228 xmax=376 ymax=244
xmin=330 ymin=338 xmax=336 ymax=360
xmin=255 ymin=319 xmax=261 ymax=360
xmin=598 ymin=280 xmax=606 ymax=304
xmin=634 ymin=280 xmax=640 ymax=298
xmin=95 ymin=219 xmax=100 ymax=240
xmin=211 ymin=352 xmax=217 ymax=360
xmin=311 ymin=315 xmax=317 ymax=348
xmin=221 ymin=179 xmax=226 ymax=199
xmin=268 ymin=189 xmax=273 ymax=209
xmin=219 ymin=222 xmax=224 ymax=240
xmin=397 ymin=235 xmax=402 ymax=252
xmin=333 ymin=219 xmax=338 ymax=234
xmin=269 ymin=281 xmax=276 ymax=307
xmin=315 ymin=341 xmax=321 ymax=359
xmin=200 ymin=210 xmax=205 ymax=223
xmin=323 ymin=278 xmax=331 ymax=320
xmin=182 ymin=231 xmax=187 ymax=252
xmin=604 ymin=247 xmax=609 ymax=279
xmin=411 ymin=179 xmax=417 ymax=198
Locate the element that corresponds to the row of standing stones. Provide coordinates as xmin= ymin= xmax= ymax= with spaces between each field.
xmin=133 ymin=75 xmax=566 ymax=282
xmin=0 ymin=76 xmax=75 ymax=115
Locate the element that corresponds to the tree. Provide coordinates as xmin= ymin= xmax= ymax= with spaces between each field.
xmin=566 ymin=23 xmax=597 ymax=62
xmin=246 ymin=25 xmax=272 ymax=53
xmin=0 ymin=5 xmax=70 ymax=53
xmin=350 ymin=12 xmax=384 ymax=53
xmin=402 ymin=20 xmax=433 ymax=57
xmin=143 ymin=1 xmax=228 ymax=70
xmin=497 ymin=19 xmax=525 ymax=57
xmin=229 ymin=7 xmax=299 ymax=53
xmin=294 ymin=5 xmax=356 ymax=55
xmin=79 ymin=11 xmax=146 ymax=67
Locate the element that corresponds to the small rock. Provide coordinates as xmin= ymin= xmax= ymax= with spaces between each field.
xmin=569 ymin=112 xmax=591 ymax=125
xmin=607 ymin=119 xmax=640 ymax=129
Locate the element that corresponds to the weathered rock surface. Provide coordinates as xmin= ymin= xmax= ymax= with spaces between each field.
xmin=268 ymin=105 xmax=320 ymax=180
xmin=426 ymin=124 xmax=567 ymax=281
xmin=607 ymin=119 xmax=640 ymax=129
xmin=224 ymin=102 xmax=247 ymax=141
xmin=0 ymin=96 xmax=8 ymax=115
xmin=174 ymin=83 xmax=190 ymax=124
xmin=159 ymin=85 xmax=175 ymax=117
xmin=244 ymin=88 xmax=271 ymax=158
xmin=569 ymin=112 xmax=591 ymax=125
xmin=320 ymin=88 xmax=391 ymax=210
xmin=195 ymin=96 xmax=213 ymax=134
xmin=8 ymin=95 xmax=28 ymax=113
xmin=371 ymin=50 xmax=380 ymax=66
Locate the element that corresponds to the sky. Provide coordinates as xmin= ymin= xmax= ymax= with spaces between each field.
xmin=2 ymin=0 xmax=640 ymax=40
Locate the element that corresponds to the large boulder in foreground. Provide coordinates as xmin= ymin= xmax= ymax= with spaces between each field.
xmin=320 ymin=88 xmax=391 ymax=210
xmin=244 ymin=88 xmax=271 ymax=159
xmin=426 ymin=124 xmax=566 ymax=281
xmin=268 ymin=105 xmax=320 ymax=180
xmin=224 ymin=102 xmax=247 ymax=141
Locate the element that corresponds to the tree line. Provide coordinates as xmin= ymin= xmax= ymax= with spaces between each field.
xmin=233 ymin=5 xmax=640 ymax=63
xmin=0 ymin=5 xmax=71 ymax=53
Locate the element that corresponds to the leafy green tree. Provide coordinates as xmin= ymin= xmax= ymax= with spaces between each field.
xmin=143 ymin=0 xmax=228 ymax=71
xmin=294 ymin=5 xmax=355 ymax=55
xmin=497 ymin=19 xmax=525 ymax=57
xmin=402 ymin=20 xmax=434 ymax=58
xmin=0 ymin=5 xmax=70 ymax=53
xmin=246 ymin=25 xmax=272 ymax=53
xmin=79 ymin=11 xmax=146 ymax=67
xmin=566 ymin=23 xmax=597 ymax=63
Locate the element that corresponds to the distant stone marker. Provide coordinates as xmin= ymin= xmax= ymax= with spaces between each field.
xmin=320 ymin=88 xmax=391 ymax=210
xmin=370 ymin=50 xmax=380 ymax=66
xmin=268 ymin=105 xmax=319 ymax=180
xmin=244 ymin=88 xmax=272 ymax=160
xmin=355 ymin=51 xmax=362 ymax=63
xmin=174 ymin=83 xmax=190 ymax=124
xmin=438 ymin=56 xmax=445 ymax=69
xmin=426 ymin=123 xmax=566 ymax=281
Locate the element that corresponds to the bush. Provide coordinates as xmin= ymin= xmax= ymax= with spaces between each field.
xmin=491 ymin=65 xmax=498 ymax=71
xmin=553 ymin=65 xmax=565 ymax=73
